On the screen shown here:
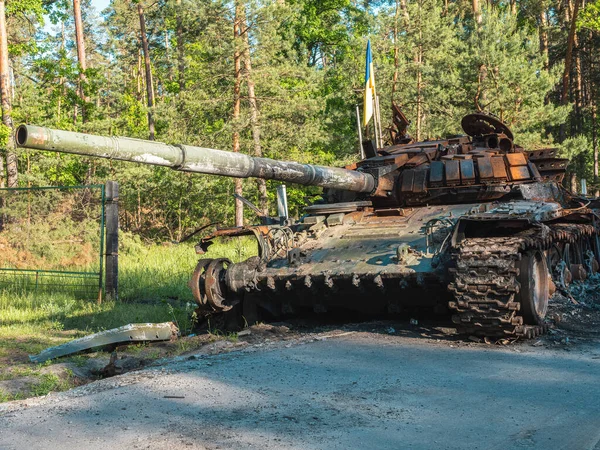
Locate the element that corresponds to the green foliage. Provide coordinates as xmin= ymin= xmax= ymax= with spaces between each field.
xmin=5 ymin=0 xmax=44 ymax=57
xmin=0 ymin=123 xmax=11 ymax=147
xmin=30 ymin=373 xmax=71 ymax=397
xmin=2 ymin=0 xmax=598 ymax=241
xmin=559 ymin=135 xmax=592 ymax=160
xmin=578 ymin=0 xmax=600 ymax=31
xmin=459 ymin=8 xmax=569 ymax=143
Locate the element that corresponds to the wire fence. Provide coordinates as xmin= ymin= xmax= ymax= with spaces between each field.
xmin=0 ymin=185 xmax=105 ymax=299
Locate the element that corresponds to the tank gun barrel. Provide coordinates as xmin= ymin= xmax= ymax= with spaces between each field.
xmin=16 ymin=125 xmax=375 ymax=193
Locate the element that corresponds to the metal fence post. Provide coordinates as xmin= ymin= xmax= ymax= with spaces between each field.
xmin=105 ymin=181 xmax=119 ymax=301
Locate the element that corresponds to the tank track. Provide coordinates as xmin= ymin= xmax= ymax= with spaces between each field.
xmin=448 ymin=223 xmax=597 ymax=339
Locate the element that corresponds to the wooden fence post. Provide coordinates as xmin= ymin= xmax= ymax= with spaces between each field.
xmin=105 ymin=181 xmax=119 ymax=301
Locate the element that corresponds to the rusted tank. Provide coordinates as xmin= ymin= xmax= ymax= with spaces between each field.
xmin=15 ymin=113 xmax=599 ymax=339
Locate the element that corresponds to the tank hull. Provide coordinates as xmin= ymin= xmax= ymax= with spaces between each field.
xmin=191 ymin=189 xmax=600 ymax=338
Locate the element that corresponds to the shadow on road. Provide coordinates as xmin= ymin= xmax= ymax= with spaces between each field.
xmin=2 ymin=332 xmax=599 ymax=450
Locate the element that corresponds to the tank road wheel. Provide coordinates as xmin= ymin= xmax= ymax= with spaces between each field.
xmin=546 ymin=244 xmax=562 ymax=272
xmin=204 ymin=258 xmax=233 ymax=312
xmin=518 ymin=250 xmax=549 ymax=325
xmin=564 ymin=242 xmax=587 ymax=281
xmin=189 ymin=259 xmax=213 ymax=308
xmin=546 ymin=244 xmax=571 ymax=288
xmin=581 ymin=236 xmax=600 ymax=274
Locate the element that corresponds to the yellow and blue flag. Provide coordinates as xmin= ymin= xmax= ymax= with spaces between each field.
xmin=363 ymin=40 xmax=376 ymax=127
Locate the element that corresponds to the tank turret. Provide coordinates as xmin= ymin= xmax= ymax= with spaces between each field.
xmin=15 ymin=116 xmax=569 ymax=208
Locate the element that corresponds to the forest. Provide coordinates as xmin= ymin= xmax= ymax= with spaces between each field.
xmin=0 ymin=0 xmax=598 ymax=241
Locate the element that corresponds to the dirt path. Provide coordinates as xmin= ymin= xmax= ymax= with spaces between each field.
xmin=1 ymin=328 xmax=599 ymax=450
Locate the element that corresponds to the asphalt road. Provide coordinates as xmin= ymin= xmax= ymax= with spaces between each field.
xmin=1 ymin=332 xmax=599 ymax=450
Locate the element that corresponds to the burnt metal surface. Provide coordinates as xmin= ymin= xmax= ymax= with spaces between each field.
xmin=461 ymin=113 xmax=514 ymax=140
xmin=448 ymin=223 xmax=597 ymax=337
xmin=29 ymin=322 xmax=177 ymax=363
xmin=15 ymin=111 xmax=600 ymax=339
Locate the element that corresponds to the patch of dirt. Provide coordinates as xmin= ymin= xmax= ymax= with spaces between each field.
xmin=0 ymin=352 xmax=30 ymax=367
xmin=236 ymin=323 xmax=293 ymax=344
xmin=40 ymin=360 xmax=108 ymax=381
xmin=0 ymin=377 xmax=38 ymax=396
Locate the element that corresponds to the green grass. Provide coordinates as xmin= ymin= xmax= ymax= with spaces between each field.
xmin=119 ymin=234 xmax=257 ymax=302
xmin=0 ymin=234 xmax=258 ymax=401
xmin=29 ymin=372 xmax=74 ymax=397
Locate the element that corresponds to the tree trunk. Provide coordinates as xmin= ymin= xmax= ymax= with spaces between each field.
xmin=137 ymin=2 xmax=155 ymax=140
xmin=0 ymin=0 xmax=15 ymax=188
xmin=136 ymin=50 xmax=142 ymax=100
xmin=392 ymin=0 xmax=400 ymax=95
xmin=472 ymin=0 xmax=482 ymax=25
xmin=594 ymin=105 xmax=598 ymax=196
xmin=574 ymin=34 xmax=583 ymax=135
xmin=560 ymin=0 xmax=580 ymax=141
xmin=232 ymin=1 xmax=244 ymax=227
xmin=240 ymin=6 xmax=267 ymax=215
xmin=73 ymin=0 xmax=88 ymax=122
xmin=176 ymin=0 xmax=185 ymax=91
xmin=415 ymin=53 xmax=422 ymax=141
xmin=593 ymin=82 xmax=599 ymax=196
xmin=539 ymin=7 xmax=549 ymax=68
xmin=415 ymin=5 xmax=423 ymax=141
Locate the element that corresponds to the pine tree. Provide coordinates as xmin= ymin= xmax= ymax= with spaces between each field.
xmin=459 ymin=8 xmax=569 ymax=147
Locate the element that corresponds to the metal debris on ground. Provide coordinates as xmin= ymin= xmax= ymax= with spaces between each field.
xmin=29 ymin=322 xmax=178 ymax=363
xmin=548 ymin=273 xmax=600 ymax=336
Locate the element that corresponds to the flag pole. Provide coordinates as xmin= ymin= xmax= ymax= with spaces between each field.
xmin=356 ymin=105 xmax=364 ymax=158
xmin=375 ymin=95 xmax=383 ymax=147
xmin=372 ymin=97 xmax=380 ymax=149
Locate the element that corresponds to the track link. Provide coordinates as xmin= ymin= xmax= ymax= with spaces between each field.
xmin=448 ymin=224 xmax=597 ymax=339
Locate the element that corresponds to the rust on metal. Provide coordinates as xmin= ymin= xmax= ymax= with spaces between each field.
xmin=445 ymin=160 xmax=460 ymax=185
xmin=491 ymin=156 xmax=508 ymax=180
xmin=510 ymin=166 xmax=531 ymax=181
xmin=506 ymin=152 xmax=527 ymax=166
